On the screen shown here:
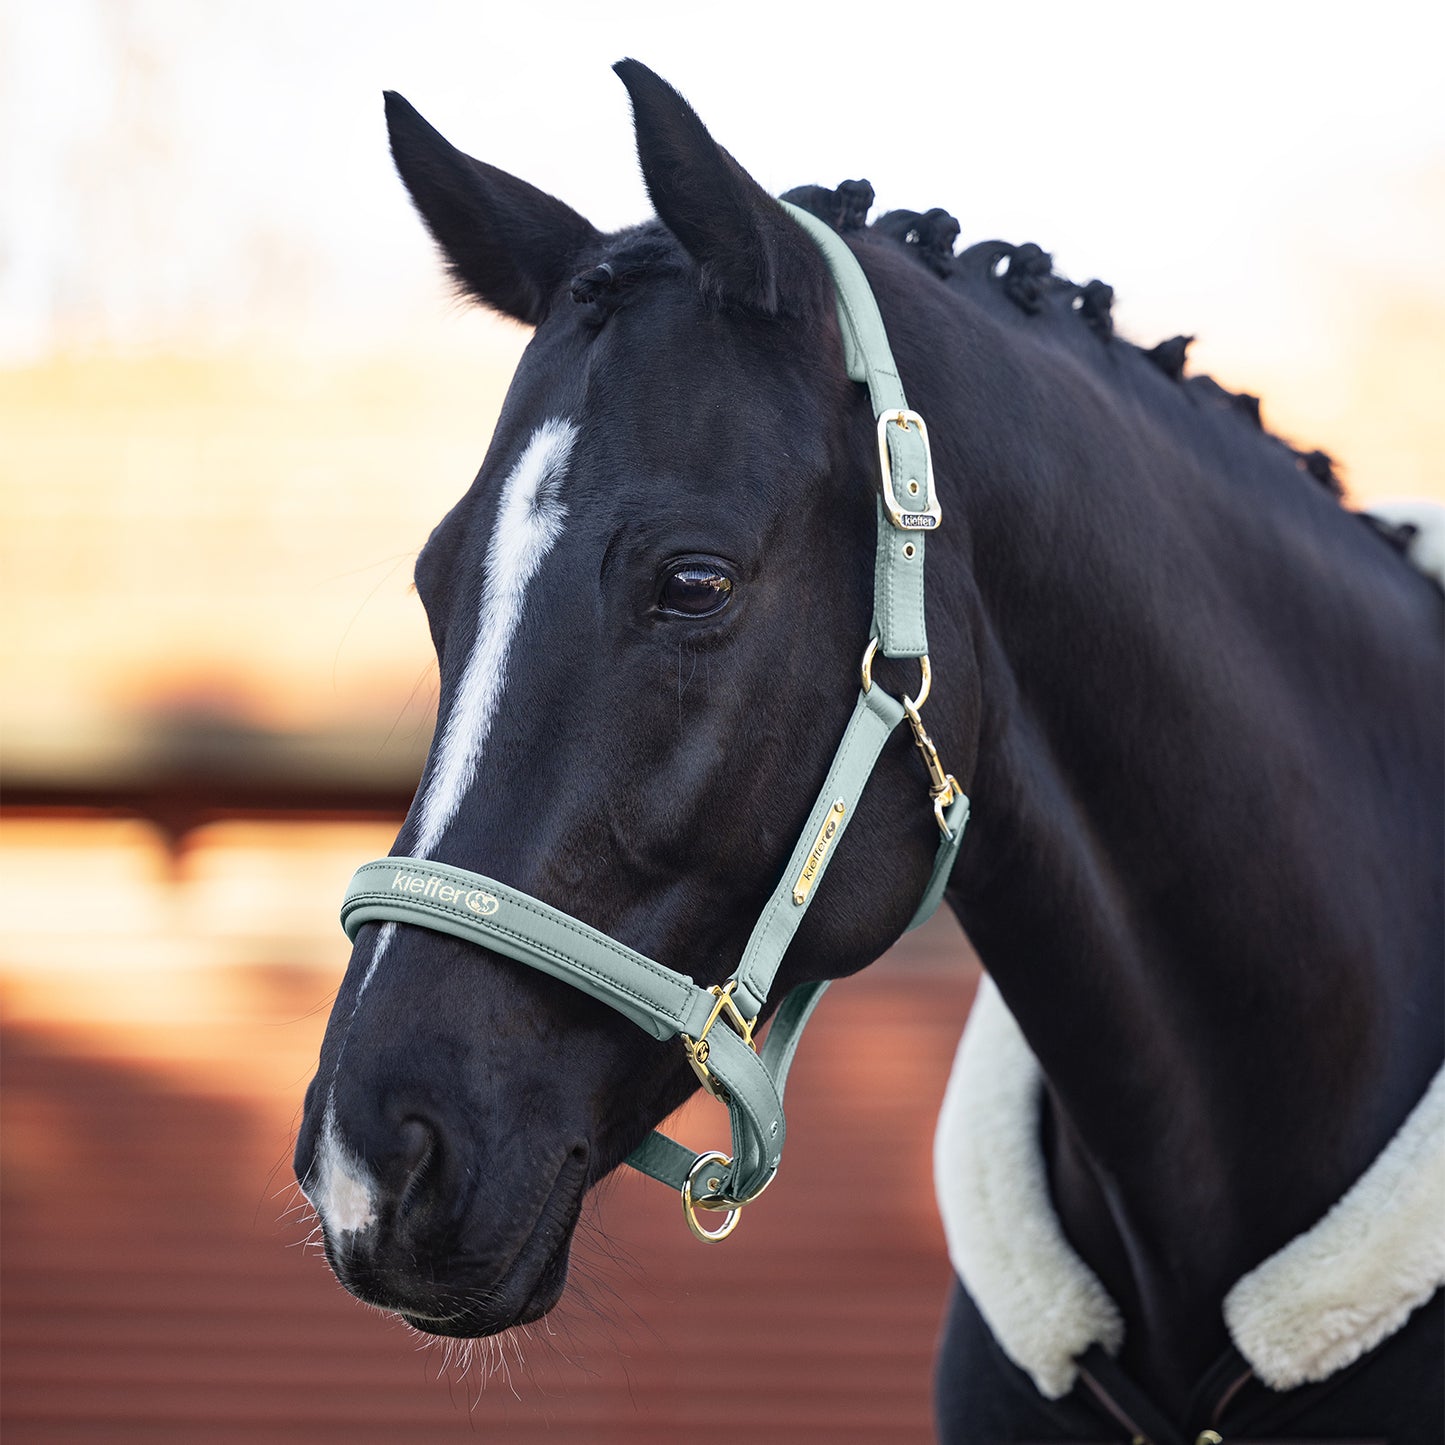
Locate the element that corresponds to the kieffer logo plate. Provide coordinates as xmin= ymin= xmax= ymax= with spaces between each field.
xmin=792 ymin=800 xmax=847 ymax=905
xmin=390 ymin=869 xmax=499 ymax=916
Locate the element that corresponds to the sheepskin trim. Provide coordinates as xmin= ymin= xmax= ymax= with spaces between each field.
xmin=935 ymin=980 xmax=1445 ymax=1400
xmin=1224 ymin=1066 xmax=1445 ymax=1390
xmin=933 ymin=977 xmax=1123 ymax=1399
xmin=1364 ymin=499 xmax=1445 ymax=586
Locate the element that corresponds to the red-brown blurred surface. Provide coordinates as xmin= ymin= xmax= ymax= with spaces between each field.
xmin=1 ymin=882 xmax=978 ymax=1444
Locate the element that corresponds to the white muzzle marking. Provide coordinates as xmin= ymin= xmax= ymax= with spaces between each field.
xmin=305 ymin=1095 xmax=379 ymax=1239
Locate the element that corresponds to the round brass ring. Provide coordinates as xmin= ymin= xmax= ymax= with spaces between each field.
xmin=682 ymin=1151 xmax=741 ymax=1244
xmin=864 ymin=644 xmax=932 ymax=709
xmin=906 ymin=653 xmax=932 ymax=712
xmin=860 ymin=637 xmax=880 ymax=693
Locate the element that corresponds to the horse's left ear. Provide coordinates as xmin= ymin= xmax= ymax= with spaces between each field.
xmin=613 ymin=59 xmax=827 ymax=317
xmin=384 ymin=91 xmax=600 ymax=326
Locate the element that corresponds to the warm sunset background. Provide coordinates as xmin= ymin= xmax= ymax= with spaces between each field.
xmin=3 ymin=3 xmax=1442 ymax=1440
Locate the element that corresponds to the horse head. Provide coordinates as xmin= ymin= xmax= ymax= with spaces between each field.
xmin=294 ymin=61 xmax=979 ymax=1337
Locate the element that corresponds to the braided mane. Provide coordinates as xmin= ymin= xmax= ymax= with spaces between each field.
xmin=568 ymin=177 xmax=1421 ymax=557
xmin=780 ymin=178 xmax=1351 ymax=503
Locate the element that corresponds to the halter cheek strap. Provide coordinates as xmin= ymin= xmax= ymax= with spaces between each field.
xmin=338 ymin=199 xmax=970 ymax=1241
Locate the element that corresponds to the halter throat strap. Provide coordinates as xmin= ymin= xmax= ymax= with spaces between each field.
xmin=338 ymin=199 xmax=969 ymax=1239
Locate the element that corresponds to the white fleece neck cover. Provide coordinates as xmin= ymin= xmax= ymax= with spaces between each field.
xmin=935 ymin=979 xmax=1445 ymax=1398
xmin=933 ymin=503 xmax=1445 ymax=1402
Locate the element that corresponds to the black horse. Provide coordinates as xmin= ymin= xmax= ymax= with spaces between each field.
xmin=296 ymin=61 xmax=1443 ymax=1442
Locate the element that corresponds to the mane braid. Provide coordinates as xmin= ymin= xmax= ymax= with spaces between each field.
xmin=855 ymin=192 xmax=1346 ymax=505
xmin=872 ymin=208 xmax=962 ymax=279
xmin=611 ymin=178 xmax=1353 ymax=507
xmin=1075 ymin=280 xmax=1115 ymax=340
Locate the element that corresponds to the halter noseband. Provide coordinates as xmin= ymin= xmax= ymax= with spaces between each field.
xmin=339 ymin=201 xmax=970 ymax=1242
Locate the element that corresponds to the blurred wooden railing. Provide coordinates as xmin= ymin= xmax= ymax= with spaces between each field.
xmin=3 ymin=777 xmax=414 ymax=851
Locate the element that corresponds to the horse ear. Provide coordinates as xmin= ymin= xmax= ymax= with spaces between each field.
xmin=383 ymin=91 xmax=600 ymax=326
xmin=612 ymin=60 xmax=826 ymax=316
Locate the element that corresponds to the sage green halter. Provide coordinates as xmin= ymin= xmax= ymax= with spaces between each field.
xmin=339 ymin=201 xmax=969 ymax=1242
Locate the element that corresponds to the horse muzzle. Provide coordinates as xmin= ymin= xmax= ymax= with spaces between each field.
xmin=296 ymin=1075 xmax=591 ymax=1336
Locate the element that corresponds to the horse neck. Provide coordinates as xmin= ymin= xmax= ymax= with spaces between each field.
xmin=906 ymin=285 xmax=1444 ymax=1396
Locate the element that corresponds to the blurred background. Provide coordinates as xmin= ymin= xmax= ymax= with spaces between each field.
xmin=2 ymin=1 xmax=1442 ymax=1440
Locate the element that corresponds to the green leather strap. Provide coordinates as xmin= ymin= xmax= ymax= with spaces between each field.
xmin=624 ymin=1129 xmax=704 ymax=1192
xmin=780 ymin=200 xmax=932 ymax=660
xmin=730 ymin=684 xmax=905 ymax=1019
xmin=776 ymin=202 xmax=906 ymax=417
xmin=907 ymin=792 xmax=970 ymax=931
xmin=343 ymin=858 xmax=696 ymax=1038
xmin=758 ymin=979 xmax=833 ymax=1094
xmin=626 ymin=979 xmax=833 ymax=1196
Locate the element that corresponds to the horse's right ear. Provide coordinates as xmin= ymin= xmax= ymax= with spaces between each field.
xmin=613 ymin=60 xmax=829 ymax=318
xmin=384 ymin=91 xmax=600 ymax=326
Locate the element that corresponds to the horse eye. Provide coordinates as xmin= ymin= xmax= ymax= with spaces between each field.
xmin=659 ymin=565 xmax=734 ymax=618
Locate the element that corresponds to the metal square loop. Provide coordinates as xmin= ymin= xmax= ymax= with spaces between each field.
xmin=680 ymin=981 xmax=758 ymax=1101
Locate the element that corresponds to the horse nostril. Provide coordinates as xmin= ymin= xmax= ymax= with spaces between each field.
xmin=394 ymin=1116 xmax=439 ymax=1211
xmin=399 ymin=1117 xmax=433 ymax=1172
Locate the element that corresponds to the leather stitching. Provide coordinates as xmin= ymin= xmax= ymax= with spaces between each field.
xmin=737 ymin=696 xmax=896 ymax=1001
xmin=344 ymin=872 xmax=695 ymax=1020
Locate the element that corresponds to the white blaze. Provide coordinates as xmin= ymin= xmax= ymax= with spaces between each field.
xmin=412 ymin=416 xmax=577 ymax=857
xmin=314 ymin=419 xmax=578 ymax=1210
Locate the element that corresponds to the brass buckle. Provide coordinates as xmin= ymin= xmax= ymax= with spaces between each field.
xmin=876 ymin=409 xmax=941 ymax=531
xmin=681 ymin=981 xmax=758 ymax=1102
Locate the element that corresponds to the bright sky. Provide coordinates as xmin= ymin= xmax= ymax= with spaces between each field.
xmin=4 ymin=0 xmax=1443 ymax=371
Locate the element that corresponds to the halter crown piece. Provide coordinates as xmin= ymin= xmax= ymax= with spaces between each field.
xmin=339 ymin=202 xmax=970 ymax=1242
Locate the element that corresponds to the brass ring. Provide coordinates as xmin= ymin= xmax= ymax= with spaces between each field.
xmin=860 ymin=637 xmax=880 ymax=693
xmin=864 ymin=644 xmax=933 ymax=710
xmin=905 ymin=653 xmax=932 ymax=712
xmin=682 ymin=1151 xmax=741 ymax=1243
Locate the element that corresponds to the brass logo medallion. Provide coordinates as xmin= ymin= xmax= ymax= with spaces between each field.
xmin=792 ymin=799 xmax=847 ymax=905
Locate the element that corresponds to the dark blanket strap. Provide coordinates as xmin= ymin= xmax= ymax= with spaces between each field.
xmin=1076 ymin=1336 xmax=1404 ymax=1444
xmin=1076 ymin=1346 xmax=1190 ymax=1445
